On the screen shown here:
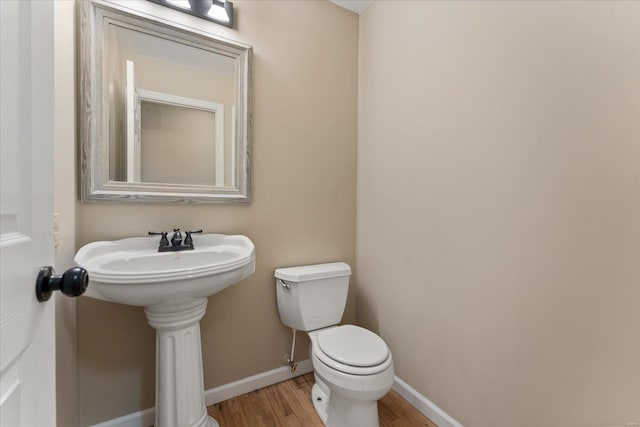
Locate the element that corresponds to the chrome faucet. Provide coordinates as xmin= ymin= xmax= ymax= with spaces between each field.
xmin=149 ymin=229 xmax=203 ymax=252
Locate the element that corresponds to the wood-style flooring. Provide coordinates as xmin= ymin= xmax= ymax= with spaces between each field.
xmin=207 ymin=372 xmax=437 ymax=427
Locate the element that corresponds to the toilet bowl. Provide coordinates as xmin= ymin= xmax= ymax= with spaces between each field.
xmin=309 ymin=325 xmax=394 ymax=427
xmin=275 ymin=263 xmax=394 ymax=427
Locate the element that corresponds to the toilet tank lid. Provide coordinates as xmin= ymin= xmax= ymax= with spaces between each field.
xmin=275 ymin=262 xmax=351 ymax=282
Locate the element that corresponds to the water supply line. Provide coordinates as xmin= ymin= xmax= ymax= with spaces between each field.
xmin=288 ymin=328 xmax=298 ymax=373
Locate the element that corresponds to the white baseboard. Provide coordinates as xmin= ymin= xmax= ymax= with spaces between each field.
xmin=392 ymin=376 xmax=464 ymax=427
xmin=91 ymin=361 xmax=462 ymax=427
xmin=205 ymin=359 xmax=314 ymax=406
xmin=90 ymin=407 xmax=155 ymax=427
xmin=90 ymin=359 xmax=314 ymax=427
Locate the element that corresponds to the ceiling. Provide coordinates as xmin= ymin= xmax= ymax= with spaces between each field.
xmin=329 ymin=0 xmax=371 ymax=15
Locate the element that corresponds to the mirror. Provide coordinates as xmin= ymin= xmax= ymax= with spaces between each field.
xmin=80 ymin=0 xmax=252 ymax=203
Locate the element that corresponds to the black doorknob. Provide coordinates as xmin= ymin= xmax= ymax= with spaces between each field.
xmin=35 ymin=266 xmax=89 ymax=302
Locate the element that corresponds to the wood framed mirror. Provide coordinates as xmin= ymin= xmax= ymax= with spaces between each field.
xmin=79 ymin=0 xmax=252 ymax=203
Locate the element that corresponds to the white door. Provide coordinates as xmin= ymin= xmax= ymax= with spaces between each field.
xmin=0 ymin=0 xmax=57 ymax=425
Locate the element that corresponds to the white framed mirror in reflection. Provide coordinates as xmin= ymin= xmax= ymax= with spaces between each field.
xmin=80 ymin=0 xmax=252 ymax=203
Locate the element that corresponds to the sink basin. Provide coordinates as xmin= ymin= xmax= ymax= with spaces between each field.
xmin=74 ymin=233 xmax=255 ymax=427
xmin=74 ymin=234 xmax=255 ymax=307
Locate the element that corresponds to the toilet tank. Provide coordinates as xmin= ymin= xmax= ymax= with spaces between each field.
xmin=275 ymin=262 xmax=351 ymax=332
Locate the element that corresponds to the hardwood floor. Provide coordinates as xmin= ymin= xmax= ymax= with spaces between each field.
xmin=207 ymin=372 xmax=437 ymax=427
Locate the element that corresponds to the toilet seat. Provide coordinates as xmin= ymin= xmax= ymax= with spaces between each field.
xmin=313 ymin=325 xmax=392 ymax=375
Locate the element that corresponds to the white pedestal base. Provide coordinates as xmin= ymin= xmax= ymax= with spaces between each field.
xmin=145 ymin=299 xmax=218 ymax=427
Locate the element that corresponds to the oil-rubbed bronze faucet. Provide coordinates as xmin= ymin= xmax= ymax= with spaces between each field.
xmin=148 ymin=229 xmax=203 ymax=252
xmin=170 ymin=228 xmax=183 ymax=247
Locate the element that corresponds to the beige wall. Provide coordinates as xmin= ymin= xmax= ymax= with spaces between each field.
xmin=357 ymin=1 xmax=640 ymax=426
xmin=141 ymin=103 xmax=217 ymax=185
xmin=73 ymin=1 xmax=358 ymax=425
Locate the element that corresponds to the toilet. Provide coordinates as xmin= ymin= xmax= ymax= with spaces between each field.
xmin=275 ymin=262 xmax=394 ymax=427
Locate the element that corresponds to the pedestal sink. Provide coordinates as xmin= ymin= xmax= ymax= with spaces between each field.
xmin=74 ymin=234 xmax=255 ymax=427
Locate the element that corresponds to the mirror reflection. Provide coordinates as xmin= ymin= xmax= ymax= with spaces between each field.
xmin=110 ymin=24 xmax=235 ymax=187
xmin=80 ymin=0 xmax=252 ymax=203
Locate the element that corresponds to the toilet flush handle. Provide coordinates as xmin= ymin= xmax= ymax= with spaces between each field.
xmin=278 ymin=279 xmax=291 ymax=290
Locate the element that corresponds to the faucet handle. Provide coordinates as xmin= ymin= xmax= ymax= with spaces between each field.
xmin=184 ymin=229 xmax=203 ymax=246
xmin=148 ymin=231 xmax=169 ymax=247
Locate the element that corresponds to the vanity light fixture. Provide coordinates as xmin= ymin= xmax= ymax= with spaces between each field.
xmin=148 ymin=0 xmax=234 ymax=28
